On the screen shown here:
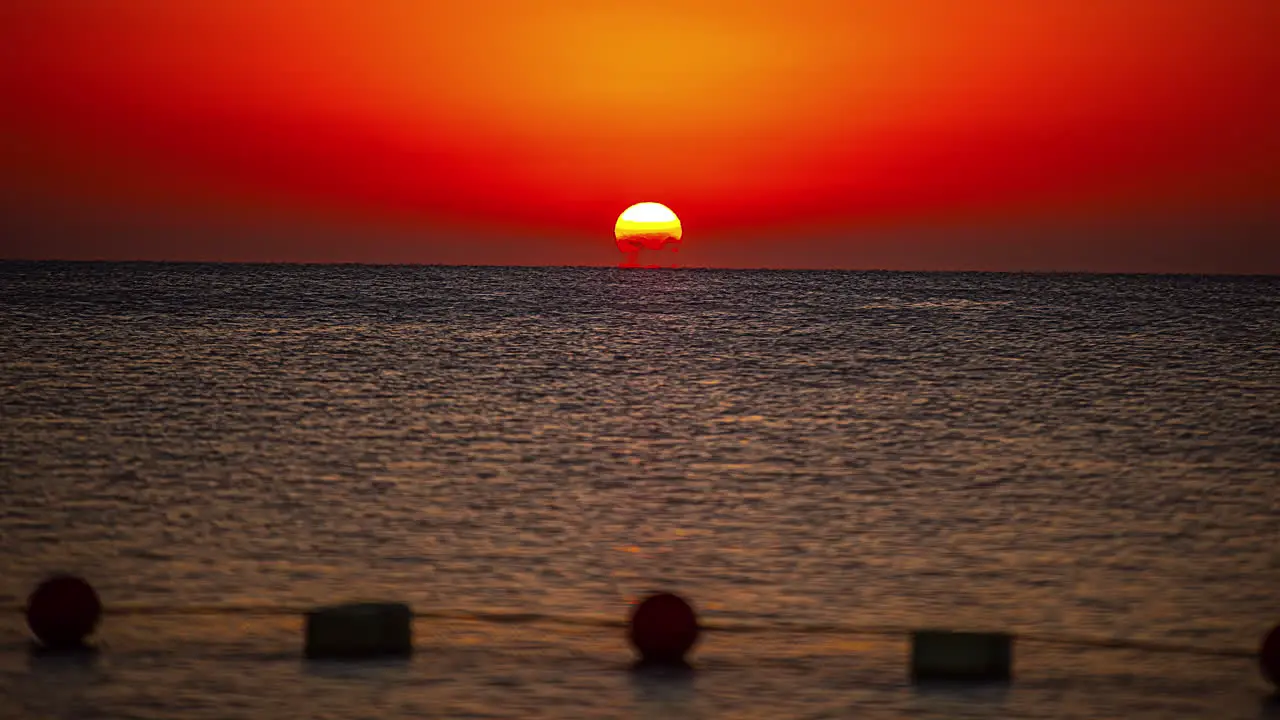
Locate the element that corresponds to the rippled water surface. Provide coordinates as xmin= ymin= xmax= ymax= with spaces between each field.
xmin=2 ymin=262 xmax=1278 ymax=718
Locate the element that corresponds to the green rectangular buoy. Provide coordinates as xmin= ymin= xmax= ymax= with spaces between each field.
xmin=304 ymin=602 xmax=414 ymax=659
xmin=910 ymin=629 xmax=1013 ymax=683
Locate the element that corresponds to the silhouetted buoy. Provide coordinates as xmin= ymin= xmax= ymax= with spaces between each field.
xmin=911 ymin=630 xmax=1014 ymax=683
xmin=1262 ymin=624 xmax=1280 ymax=689
xmin=628 ymin=592 xmax=699 ymax=666
xmin=305 ymin=602 xmax=414 ymax=659
xmin=26 ymin=575 xmax=102 ymax=650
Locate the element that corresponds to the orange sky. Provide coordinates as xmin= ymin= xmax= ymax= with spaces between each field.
xmin=2 ymin=0 xmax=1278 ymax=271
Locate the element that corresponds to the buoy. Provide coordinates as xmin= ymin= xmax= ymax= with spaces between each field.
xmin=25 ymin=575 xmax=102 ymax=650
xmin=1261 ymin=624 xmax=1280 ymax=689
xmin=910 ymin=630 xmax=1014 ymax=683
xmin=628 ymin=592 xmax=700 ymax=666
xmin=304 ymin=602 xmax=414 ymax=659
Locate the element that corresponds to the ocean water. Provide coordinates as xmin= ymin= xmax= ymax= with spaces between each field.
xmin=1 ymin=261 xmax=1278 ymax=719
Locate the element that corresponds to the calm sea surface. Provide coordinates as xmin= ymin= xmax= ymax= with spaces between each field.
xmin=1 ymin=262 xmax=1278 ymax=719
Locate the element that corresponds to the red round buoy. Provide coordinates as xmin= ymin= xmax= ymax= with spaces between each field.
xmin=1262 ymin=624 xmax=1280 ymax=689
xmin=25 ymin=575 xmax=102 ymax=649
xmin=628 ymin=592 xmax=700 ymax=665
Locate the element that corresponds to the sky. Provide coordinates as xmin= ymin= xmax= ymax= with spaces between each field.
xmin=2 ymin=0 xmax=1277 ymax=272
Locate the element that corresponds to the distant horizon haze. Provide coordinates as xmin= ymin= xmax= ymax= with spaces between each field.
xmin=3 ymin=207 xmax=1275 ymax=275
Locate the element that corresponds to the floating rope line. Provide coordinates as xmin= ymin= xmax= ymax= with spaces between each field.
xmin=1017 ymin=631 xmax=1256 ymax=659
xmin=6 ymin=604 xmax=1257 ymax=659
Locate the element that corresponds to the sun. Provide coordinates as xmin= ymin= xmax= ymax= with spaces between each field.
xmin=615 ymin=202 xmax=682 ymax=266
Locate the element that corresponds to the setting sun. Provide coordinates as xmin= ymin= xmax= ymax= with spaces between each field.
xmin=615 ymin=202 xmax=682 ymax=267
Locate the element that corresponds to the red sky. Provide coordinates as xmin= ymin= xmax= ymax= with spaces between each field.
xmin=2 ymin=0 xmax=1278 ymax=271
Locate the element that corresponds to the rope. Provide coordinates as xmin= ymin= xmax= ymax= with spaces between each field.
xmin=7 ymin=604 xmax=1258 ymax=659
xmin=1017 ymin=631 xmax=1256 ymax=659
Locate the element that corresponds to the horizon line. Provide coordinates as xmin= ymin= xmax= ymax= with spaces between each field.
xmin=1 ymin=258 xmax=1277 ymax=279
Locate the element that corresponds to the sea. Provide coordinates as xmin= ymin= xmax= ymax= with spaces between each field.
xmin=1 ymin=261 xmax=1278 ymax=719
